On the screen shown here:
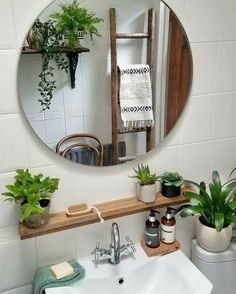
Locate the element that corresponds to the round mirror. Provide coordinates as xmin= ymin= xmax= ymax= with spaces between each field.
xmin=18 ymin=0 xmax=192 ymax=167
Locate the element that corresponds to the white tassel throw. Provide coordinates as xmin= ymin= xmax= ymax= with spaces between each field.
xmin=119 ymin=64 xmax=154 ymax=128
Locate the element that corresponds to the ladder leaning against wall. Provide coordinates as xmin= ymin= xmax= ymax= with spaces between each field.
xmin=109 ymin=7 xmax=155 ymax=165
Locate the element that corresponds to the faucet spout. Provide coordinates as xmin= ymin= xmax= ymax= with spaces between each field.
xmin=110 ymin=222 xmax=120 ymax=264
xmin=92 ymin=222 xmax=135 ymax=265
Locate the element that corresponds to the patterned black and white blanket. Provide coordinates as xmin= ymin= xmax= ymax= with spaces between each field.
xmin=119 ymin=64 xmax=154 ymax=128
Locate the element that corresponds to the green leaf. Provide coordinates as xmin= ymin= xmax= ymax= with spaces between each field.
xmin=180 ymin=205 xmax=204 ymax=217
xmin=183 ymin=191 xmax=210 ymax=206
xmin=20 ymin=203 xmax=32 ymax=223
xmin=214 ymin=211 xmax=224 ymax=232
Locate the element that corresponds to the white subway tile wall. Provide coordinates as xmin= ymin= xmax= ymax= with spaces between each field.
xmin=0 ymin=0 xmax=236 ymax=292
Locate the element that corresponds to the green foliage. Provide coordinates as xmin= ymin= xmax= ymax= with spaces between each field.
xmin=130 ymin=164 xmax=159 ymax=186
xmin=28 ymin=19 xmax=69 ymax=111
xmin=159 ymin=172 xmax=183 ymax=187
xmin=2 ymin=169 xmax=59 ymax=223
xmin=180 ymin=170 xmax=236 ymax=232
xmin=50 ymin=0 xmax=104 ymax=48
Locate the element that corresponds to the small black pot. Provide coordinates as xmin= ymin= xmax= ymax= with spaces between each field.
xmin=162 ymin=183 xmax=181 ymax=197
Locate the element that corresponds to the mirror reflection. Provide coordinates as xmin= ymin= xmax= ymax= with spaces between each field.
xmin=18 ymin=0 xmax=192 ymax=167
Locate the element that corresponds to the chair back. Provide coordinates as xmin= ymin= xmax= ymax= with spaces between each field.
xmin=56 ymin=133 xmax=104 ymax=166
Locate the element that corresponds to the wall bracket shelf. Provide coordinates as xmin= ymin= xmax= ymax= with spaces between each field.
xmin=19 ymin=188 xmax=190 ymax=240
xmin=21 ymin=46 xmax=90 ymax=89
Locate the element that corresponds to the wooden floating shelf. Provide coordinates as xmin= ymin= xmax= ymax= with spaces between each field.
xmin=21 ymin=46 xmax=90 ymax=89
xmin=21 ymin=46 xmax=90 ymax=54
xmin=19 ymin=188 xmax=190 ymax=240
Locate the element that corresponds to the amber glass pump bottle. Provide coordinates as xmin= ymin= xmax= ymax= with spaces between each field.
xmin=161 ymin=207 xmax=176 ymax=244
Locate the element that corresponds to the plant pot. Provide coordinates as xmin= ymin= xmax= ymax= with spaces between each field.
xmin=24 ymin=199 xmax=50 ymax=229
xmin=162 ymin=183 xmax=181 ymax=197
xmin=64 ymin=31 xmax=84 ymax=48
xmin=196 ymin=217 xmax=232 ymax=252
xmin=136 ymin=183 xmax=157 ymax=203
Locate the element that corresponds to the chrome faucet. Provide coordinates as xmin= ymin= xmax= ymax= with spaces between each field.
xmin=92 ymin=222 xmax=136 ymax=264
xmin=110 ymin=223 xmax=121 ymax=264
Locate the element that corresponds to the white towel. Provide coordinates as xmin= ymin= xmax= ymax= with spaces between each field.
xmin=119 ymin=64 xmax=154 ymax=128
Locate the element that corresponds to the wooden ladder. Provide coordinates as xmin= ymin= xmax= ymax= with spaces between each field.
xmin=110 ymin=8 xmax=155 ymax=165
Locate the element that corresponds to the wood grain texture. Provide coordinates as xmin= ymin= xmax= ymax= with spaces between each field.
xmin=22 ymin=46 xmax=90 ymax=54
xmin=141 ymin=239 xmax=180 ymax=257
xmin=19 ymin=187 xmax=190 ymax=240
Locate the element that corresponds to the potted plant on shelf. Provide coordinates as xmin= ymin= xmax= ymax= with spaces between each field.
xmin=159 ymin=172 xmax=183 ymax=197
xmin=2 ymin=169 xmax=59 ymax=229
xmin=179 ymin=170 xmax=236 ymax=252
xmin=130 ymin=164 xmax=159 ymax=203
xmin=26 ymin=19 xmax=69 ymax=111
xmin=50 ymin=0 xmax=104 ymax=49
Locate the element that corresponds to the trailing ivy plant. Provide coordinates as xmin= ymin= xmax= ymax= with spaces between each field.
xmin=29 ymin=19 xmax=69 ymax=111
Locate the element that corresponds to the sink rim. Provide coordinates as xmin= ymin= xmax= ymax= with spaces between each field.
xmin=46 ymin=244 xmax=213 ymax=294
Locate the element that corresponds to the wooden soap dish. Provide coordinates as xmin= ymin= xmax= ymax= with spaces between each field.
xmin=66 ymin=203 xmax=93 ymax=217
xmin=141 ymin=239 xmax=180 ymax=257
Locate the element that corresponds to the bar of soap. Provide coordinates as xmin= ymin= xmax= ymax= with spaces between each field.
xmin=50 ymin=261 xmax=74 ymax=279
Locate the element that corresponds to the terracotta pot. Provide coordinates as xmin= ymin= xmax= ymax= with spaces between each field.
xmin=23 ymin=199 xmax=50 ymax=229
xmin=136 ymin=183 xmax=157 ymax=203
xmin=196 ymin=217 xmax=232 ymax=252
xmin=162 ymin=183 xmax=181 ymax=197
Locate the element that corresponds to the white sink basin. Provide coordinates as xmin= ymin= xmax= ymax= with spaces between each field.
xmin=46 ymin=244 xmax=212 ymax=294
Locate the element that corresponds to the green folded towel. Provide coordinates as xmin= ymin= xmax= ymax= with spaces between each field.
xmin=32 ymin=259 xmax=85 ymax=294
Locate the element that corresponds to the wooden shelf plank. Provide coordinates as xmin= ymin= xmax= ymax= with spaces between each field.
xmin=118 ymin=127 xmax=152 ymax=134
xmin=19 ymin=188 xmax=190 ymax=240
xmin=116 ymin=33 xmax=149 ymax=39
xmin=21 ymin=46 xmax=90 ymax=54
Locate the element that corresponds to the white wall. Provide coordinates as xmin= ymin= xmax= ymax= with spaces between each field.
xmin=1 ymin=0 xmax=236 ymax=293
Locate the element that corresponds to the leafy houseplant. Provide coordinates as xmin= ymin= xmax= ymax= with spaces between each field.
xmin=180 ymin=170 xmax=236 ymax=252
xmin=159 ymin=172 xmax=183 ymax=197
xmin=27 ymin=19 xmax=69 ymax=111
xmin=130 ymin=164 xmax=159 ymax=203
xmin=50 ymin=0 xmax=104 ymax=49
xmin=2 ymin=169 xmax=59 ymax=228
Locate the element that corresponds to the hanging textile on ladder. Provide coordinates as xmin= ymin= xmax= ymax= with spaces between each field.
xmin=119 ymin=64 xmax=154 ymax=128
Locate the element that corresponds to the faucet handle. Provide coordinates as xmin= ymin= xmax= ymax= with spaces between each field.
xmin=92 ymin=242 xmax=100 ymax=261
xmin=125 ymin=236 xmax=136 ymax=252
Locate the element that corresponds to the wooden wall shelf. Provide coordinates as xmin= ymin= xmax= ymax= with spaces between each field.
xmin=21 ymin=46 xmax=90 ymax=88
xmin=19 ymin=188 xmax=190 ymax=240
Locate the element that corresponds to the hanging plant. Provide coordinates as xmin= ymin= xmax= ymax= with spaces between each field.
xmin=28 ymin=19 xmax=69 ymax=111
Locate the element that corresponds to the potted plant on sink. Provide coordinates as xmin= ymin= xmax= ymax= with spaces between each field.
xmin=50 ymin=0 xmax=104 ymax=49
xmin=130 ymin=164 xmax=159 ymax=203
xmin=158 ymin=172 xmax=183 ymax=197
xmin=179 ymin=170 xmax=236 ymax=252
xmin=2 ymin=169 xmax=59 ymax=229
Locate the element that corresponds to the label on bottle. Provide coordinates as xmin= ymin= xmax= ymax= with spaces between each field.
xmin=145 ymin=230 xmax=160 ymax=248
xmin=161 ymin=224 xmax=175 ymax=244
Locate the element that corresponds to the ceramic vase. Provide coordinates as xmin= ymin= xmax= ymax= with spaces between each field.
xmin=136 ymin=183 xmax=157 ymax=203
xmin=196 ymin=217 xmax=232 ymax=252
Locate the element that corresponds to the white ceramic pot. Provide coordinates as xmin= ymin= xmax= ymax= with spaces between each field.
xmin=136 ymin=183 xmax=157 ymax=203
xmin=196 ymin=217 xmax=232 ymax=252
